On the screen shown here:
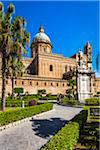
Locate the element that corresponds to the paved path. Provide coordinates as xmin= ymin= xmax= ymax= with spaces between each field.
xmin=0 ymin=104 xmax=82 ymax=150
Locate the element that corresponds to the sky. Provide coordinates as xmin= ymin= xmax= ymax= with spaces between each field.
xmin=2 ymin=1 xmax=99 ymax=71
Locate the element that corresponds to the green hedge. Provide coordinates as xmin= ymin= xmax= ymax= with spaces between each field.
xmin=39 ymin=95 xmax=57 ymax=100
xmin=85 ymin=98 xmax=100 ymax=106
xmin=41 ymin=122 xmax=79 ymax=150
xmin=4 ymin=95 xmax=39 ymax=107
xmin=41 ymin=110 xmax=87 ymax=150
xmin=0 ymin=103 xmax=53 ymax=126
xmin=60 ymin=97 xmax=80 ymax=106
xmin=71 ymin=110 xmax=87 ymax=130
xmin=6 ymin=100 xmax=25 ymax=107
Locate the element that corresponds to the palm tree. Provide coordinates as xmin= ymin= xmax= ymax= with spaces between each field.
xmin=0 ymin=2 xmax=30 ymax=111
xmin=0 ymin=2 xmax=15 ymax=111
xmin=6 ymin=57 xmax=25 ymax=99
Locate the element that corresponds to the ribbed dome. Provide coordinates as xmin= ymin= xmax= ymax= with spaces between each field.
xmin=33 ymin=26 xmax=51 ymax=44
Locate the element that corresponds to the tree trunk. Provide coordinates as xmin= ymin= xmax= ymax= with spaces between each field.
xmin=1 ymin=54 xmax=6 ymax=111
xmin=11 ymin=75 xmax=14 ymax=99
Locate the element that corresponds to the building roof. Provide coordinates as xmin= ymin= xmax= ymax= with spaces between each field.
xmin=33 ymin=26 xmax=51 ymax=44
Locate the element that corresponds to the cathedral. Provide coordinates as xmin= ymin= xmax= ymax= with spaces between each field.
xmin=0 ymin=26 xmax=100 ymax=102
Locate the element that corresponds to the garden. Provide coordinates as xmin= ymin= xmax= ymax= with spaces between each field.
xmin=41 ymin=97 xmax=100 ymax=150
xmin=0 ymin=88 xmax=57 ymax=108
xmin=0 ymin=88 xmax=99 ymax=150
xmin=0 ymin=2 xmax=99 ymax=150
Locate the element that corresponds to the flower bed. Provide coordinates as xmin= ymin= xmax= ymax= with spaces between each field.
xmin=0 ymin=103 xmax=53 ymax=126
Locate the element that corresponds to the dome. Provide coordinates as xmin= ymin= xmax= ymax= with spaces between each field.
xmin=33 ymin=26 xmax=51 ymax=44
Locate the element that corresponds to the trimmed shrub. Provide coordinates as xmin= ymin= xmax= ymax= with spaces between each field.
xmin=5 ymin=95 xmax=39 ymax=107
xmin=46 ymin=94 xmax=57 ymax=100
xmin=41 ymin=110 xmax=87 ymax=150
xmin=60 ymin=97 xmax=80 ymax=106
xmin=28 ymin=100 xmax=37 ymax=106
xmin=39 ymin=97 xmax=47 ymax=100
xmin=41 ymin=122 xmax=79 ymax=150
xmin=37 ymin=89 xmax=46 ymax=95
xmin=39 ymin=95 xmax=57 ymax=100
xmin=14 ymin=87 xmax=24 ymax=94
xmin=0 ymin=103 xmax=53 ymax=126
xmin=85 ymin=98 xmax=100 ymax=106
xmin=71 ymin=110 xmax=87 ymax=131
xmin=6 ymin=100 xmax=24 ymax=107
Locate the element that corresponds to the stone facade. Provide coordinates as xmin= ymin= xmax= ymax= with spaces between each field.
xmin=95 ymin=78 xmax=100 ymax=93
xmin=0 ymin=26 xmax=100 ymax=101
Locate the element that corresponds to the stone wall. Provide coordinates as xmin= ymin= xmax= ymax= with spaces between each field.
xmin=38 ymin=53 xmax=76 ymax=79
xmin=95 ymin=78 xmax=100 ymax=93
xmin=0 ymin=75 xmax=99 ymax=98
xmin=0 ymin=75 xmax=68 ymax=97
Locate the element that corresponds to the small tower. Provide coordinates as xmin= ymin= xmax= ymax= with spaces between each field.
xmin=76 ymin=43 xmax=95 ymax=103
xmin=84 ymin=41 xmax=92 ymax=71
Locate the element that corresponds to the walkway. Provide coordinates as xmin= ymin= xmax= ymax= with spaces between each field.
xmin=0 ymin=104 xmax=82 ymax=150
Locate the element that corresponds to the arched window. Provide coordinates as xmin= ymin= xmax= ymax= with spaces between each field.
xmin=57 ymin=83 xmax=58 ymax=86
xmin=6 ymin=80 xmax=8 ymax=84
xmin=44 ymin=82 xmax=46 ymax=86
xmin=30 ymin=81 xmax=32 ymax=86
xmin=15 ymin=81 xmax=17 ymax=85
xmin=65 ymin=65 xmax=67 ymax=72
xmin=50 ymin=65 xmax=53 ymax=71
xmin=37 ymin=82 xmax=38 ymax=86
xmin=51 ymin=83 xmax=53 ymax=86
xmin=69 ymin=66 xmax=72 ymax=71
xmin=27 ymin=69 xmax=30 ymax=74
xmin=44 ymin=48 xmax=46 ymax=52
xmin=22 ymin=81 xmax=24 ymax=85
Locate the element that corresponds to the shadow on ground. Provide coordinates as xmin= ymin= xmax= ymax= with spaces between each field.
xmin=30 ymin=118 xmax=68 ymax=139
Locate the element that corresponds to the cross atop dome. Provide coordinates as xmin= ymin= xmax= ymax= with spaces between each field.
xmin=39 ymin=26 xmax=44 ymax=33
xmin=33 ymin=26 xmax=51 ymax=45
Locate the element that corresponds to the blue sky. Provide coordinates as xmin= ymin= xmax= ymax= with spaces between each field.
xmin=3 ymin=1 xmax=99 ymax=71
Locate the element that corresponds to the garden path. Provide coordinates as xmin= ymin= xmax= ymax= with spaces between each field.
xmin=0 ymin=104 xmax=82 ymax=150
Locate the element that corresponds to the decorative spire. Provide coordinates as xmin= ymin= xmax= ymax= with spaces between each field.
xmin=39 ymin=26 xmax=44 ymax=33
xmin=86 ymin=41 xmax=91 ymax=47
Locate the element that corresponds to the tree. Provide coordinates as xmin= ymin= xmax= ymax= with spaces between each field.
xmin=14 ymin=87 xmax=24 ymax=98
xmin=0 ymin=2 xmax=30 ymax=111
xmin=67 ymin=79 xmax=76 ymax=100
xmin=6 ymin=57 xmax=25 ymax=99
xmin=0 ymin=2 xmax=15 ymax=111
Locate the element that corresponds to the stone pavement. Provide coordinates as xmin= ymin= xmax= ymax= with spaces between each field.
xmin=0 ymin=104 xmax=82 ymax=150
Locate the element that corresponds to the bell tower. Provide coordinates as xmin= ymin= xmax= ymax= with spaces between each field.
xmin=84 ymin=41 xmax=92 ymax=71
xmin=76 ymin=42 xmax=95 ymax=103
